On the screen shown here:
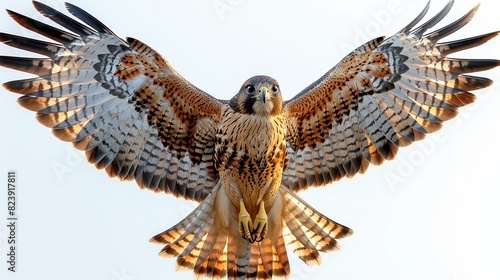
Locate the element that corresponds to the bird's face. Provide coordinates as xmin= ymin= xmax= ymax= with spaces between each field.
xmin=230 ymin=75 xmax=283 ymax=116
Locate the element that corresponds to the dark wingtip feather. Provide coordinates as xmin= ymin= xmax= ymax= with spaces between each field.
xmin=65 ymin=2 xmax=116 ymax=36
xmin=32 ymin=0 xmax=97 ymax=37
xmin=426 ymin=3 xmax=480 ymax=43
xmin=32 ymin=1 xmax=54 ymax=17
xmin=0 ymin=32 xmax=9 ymax=43
xmin=6 ymin=9 xmax=78 ymax=44
xmin=448 ymin=59 xmax=500 ymax=74
xmin=398 ymin=0 xmax=430 ymax=34
xmin=0 ymin=32 xmax=64 ymax=57
xmin=456 ymin=75 xmax=493 ymax=92
xmin=3 ymin=79 xmax=27 ymax=94
xmin=0 ymin=56 xmax=52 ymax=76
xmin=2 ymin=81 xmax=11 ymax=91
xmin=436 ymin=31 xmax=499 ymax=56
xmin=412 ymin=0 xmax=454 ymax=37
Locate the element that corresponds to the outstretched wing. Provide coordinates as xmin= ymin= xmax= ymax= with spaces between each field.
xmin=282 ymin=1 xmax=499 ymax=192
xmin=0 ymin=1 xmax=225 ymax=201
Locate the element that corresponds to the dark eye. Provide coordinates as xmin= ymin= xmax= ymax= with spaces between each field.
xmin=246 ymin=85 xmax=255 ymax=94
xmin=271 ymin=85 xmax=279 ymax=93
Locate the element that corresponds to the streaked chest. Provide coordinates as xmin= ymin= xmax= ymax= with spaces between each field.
xmin=215 ymin=108 xmax=287 ymax=172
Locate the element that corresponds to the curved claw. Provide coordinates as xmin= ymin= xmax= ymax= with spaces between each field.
xmin=238 ymin=199 xmax=268 ymax=243
xmin=251 ymin=201 xmax=268 ymax=243
xmin=252 ymin=222 xmax=266 ymax=242
xmin=239 ymin=199 xmax=253 ymax=241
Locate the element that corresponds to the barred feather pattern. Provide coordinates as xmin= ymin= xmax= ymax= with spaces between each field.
xmin=282 ymin=1 xmax=500 ymax=191
xmin=150 ymin=184 xmax=352 ymax=280
xmin=1 ymin=1 xmax=499 ymax=280
xmin=0 ymin=1 xmax=224 ymax=201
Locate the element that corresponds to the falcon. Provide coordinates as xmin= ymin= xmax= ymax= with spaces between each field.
xmin=0 ymin=1 xmax=498 ymax=279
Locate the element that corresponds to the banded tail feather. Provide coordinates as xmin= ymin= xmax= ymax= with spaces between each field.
xmin=150 ymin=185 xmax=351 ymax=279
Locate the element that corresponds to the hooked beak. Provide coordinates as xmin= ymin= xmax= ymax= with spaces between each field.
xmin=257 ymin=86 xmax=268 ymax=103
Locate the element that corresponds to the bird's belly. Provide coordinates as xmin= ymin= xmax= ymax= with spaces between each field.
xmin=220 ymin=158 xmax=283 ymax=216
xmin=215 ymin=111 xmax=287 ymax=215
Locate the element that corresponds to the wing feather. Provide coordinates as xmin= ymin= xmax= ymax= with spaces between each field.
xmin=282 ymin=1 xmax=499 ymax=192
xmin=1 ymin=1 xmax=224 ymax=201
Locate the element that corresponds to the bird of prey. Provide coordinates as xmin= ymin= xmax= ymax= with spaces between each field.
xmin=0 ymin=1 xmax=498 ymax=279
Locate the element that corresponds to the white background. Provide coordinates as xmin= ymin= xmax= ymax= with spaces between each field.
xmin=0 ymin=0 xmax=499 ymax=280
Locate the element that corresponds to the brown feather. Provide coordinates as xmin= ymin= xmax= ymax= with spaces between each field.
xmin=282 ymin=2 xmax=498 ymax=191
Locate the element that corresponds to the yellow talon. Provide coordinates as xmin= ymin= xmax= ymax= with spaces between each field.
xmin=252 ymin=201 xmax=268 ymax=242
xmin=239 ymin=199 xmax=253 ymax=241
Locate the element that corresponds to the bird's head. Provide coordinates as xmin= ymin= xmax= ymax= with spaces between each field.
xmin=230 ymin=75 xmax=283 ymax=116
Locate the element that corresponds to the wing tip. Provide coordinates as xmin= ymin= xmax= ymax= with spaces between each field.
xmin=2 ymin=80 xmax=11 ymax=91
xmin=31 ymin=0 xmax=46 ymax=14
xmin=64 ymin=1 xmax=116 ymax=35
xmin=0 ymin=32 xmax=6 ymax=42
xmin=398 ymin=0 xmax=431 ymax=34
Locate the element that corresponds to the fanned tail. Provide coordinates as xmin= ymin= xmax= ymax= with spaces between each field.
xmin=150 ymin=183 xmax=228 ymax=279
xmin=280 ymin=186 xmax=353 ymax=265
xmin=226 ymin=234 xmax=290 ymax=280
xmin=150 ymin=183 xmax=352 ymax=279
xmin=150 ymin=184 xmax=292 ymax=280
